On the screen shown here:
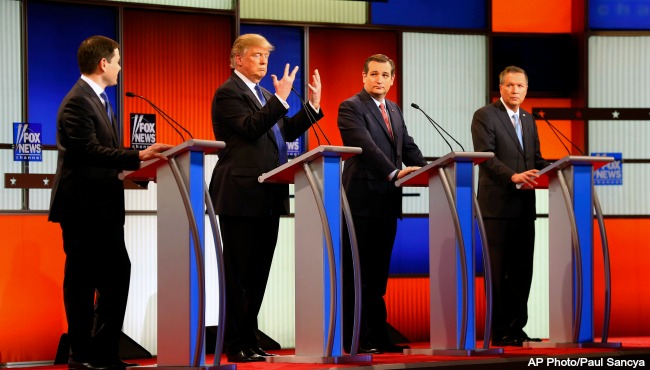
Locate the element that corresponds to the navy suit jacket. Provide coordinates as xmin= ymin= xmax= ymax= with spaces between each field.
xmin=209 ymin=72 xmax=324 ymax=217
xmin=49 ymin=79 xmax=141 ymax=225
xmin=471 ymin=100 xmax=550 ymax=219
xmin=338 ymin=89 xmax=426 ymax=219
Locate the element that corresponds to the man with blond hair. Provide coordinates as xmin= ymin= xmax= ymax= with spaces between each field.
xmin=208 ymin=33 xmax=324 ymax=362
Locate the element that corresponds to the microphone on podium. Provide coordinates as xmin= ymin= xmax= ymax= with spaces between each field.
xmin=291 ymin=87 xmax=330 ymax=146
xmin=533 ymin=112 xmax=584 ymax=156
xmin=125 ymin=92 xmax=193 ymax=142
xmin=411 ymin=103 xmax=465 ymax=152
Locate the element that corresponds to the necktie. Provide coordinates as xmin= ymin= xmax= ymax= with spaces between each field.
xmin=255 ymin=84 xmax=287 ymax=164
xmin=379 ymin=102 xmax=393 ymax=140
xmin=100 ymin=91 xmax=113 ymax=125
xmin=513 ymin=113 xmax=523 ymax=148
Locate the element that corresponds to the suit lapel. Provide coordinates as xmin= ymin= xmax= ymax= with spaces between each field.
xmin=231 ymin=73 xmax=280 ymax=150
xmin=79 ymin=80 xmax=118 ymax=147
xmin=495 ymin=101 xmax=524 ymax=156
xmin=361 ymin=90 xmax=394 ymax=144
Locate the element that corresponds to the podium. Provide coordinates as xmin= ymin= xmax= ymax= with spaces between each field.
xmin=396 ymin=152 xmax=502 ymax=356
xmin=121 ymin=139 xmax=234 ymax=369
xmin=258 ymin=145 xmax=370 ymax=363
xmin=521 ymin=155 xmax=621 ymax=348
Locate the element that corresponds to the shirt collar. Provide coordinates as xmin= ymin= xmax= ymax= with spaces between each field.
xmin=80 ymin=75 xmax=105 ymax=99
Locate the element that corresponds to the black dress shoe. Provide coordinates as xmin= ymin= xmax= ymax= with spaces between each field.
xmin=113 ymin=360 xmax=139 ymax=368
xmin=492 ymin=335 xmax=523 ymax=347
xmin=375 ymin=342 xmax=410 ymax=353
xmin=226 ymin=348 xmax=266 ymax=363
xmin=68 ymin=359 xmax=111 ymax=370
xmin=521 ymin=335 xmax=542 ymax=342
xmin=250 ymin=346 xmax=277 ymax=357
xmin=344 ymin=344 xmax=382 ymax=354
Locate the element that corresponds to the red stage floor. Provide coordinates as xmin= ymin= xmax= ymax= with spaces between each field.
xmin=8 ymin=337 xmax=650 ymax=370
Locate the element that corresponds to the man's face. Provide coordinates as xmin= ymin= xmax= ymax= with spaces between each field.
xmin=235 ymin=45 xmax=270 ymax=83
xmin=102 ymin=48 xmax=121 ymax=87
xmin=363 ymin=61 xmax=394 ymax=100
xmin=499 ymin=72 xmax=528 ymax=111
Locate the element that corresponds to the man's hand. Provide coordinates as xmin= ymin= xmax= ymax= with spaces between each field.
xmin=511 ymin=169 xmax=540 ymax=189
xmin=397 ymin=166 xmax=421 ymax=180
xmin=139 ymin=143 xmax=173 ymax=161
xmin=307 ymin=69 xmax=321 ymax=110
xmin=272 ymin=63 xmax=299 ymax=101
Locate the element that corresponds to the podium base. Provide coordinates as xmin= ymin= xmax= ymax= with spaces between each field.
xmin=267 ymin=354 xmax=371 ymax=364
xmin=524 ymin=341 xmax=623 ymax=349
xmin=153 ymin=366 xmax=236 ymax=370
xmin=405 ymin=348 xmax=504 ymax=356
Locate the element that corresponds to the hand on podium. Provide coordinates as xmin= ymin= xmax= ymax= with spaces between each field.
xmin=138 ymin=143 xmax=174 ymax=161
xmin=512 ymin=169 xmax=540 ymax=189
xmin=397 ymin=166 xmax=421 ymax=180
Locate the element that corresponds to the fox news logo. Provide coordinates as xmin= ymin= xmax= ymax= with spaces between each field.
xmin=130 ymin=113 xmax=156 ymax=150
xmin=287 ymin=137 xmax=303 ymax=158
xmin=14 ymin=122 xmax=42 ymax=162
xmin=592 ymin=152 xmax=622 ymax=186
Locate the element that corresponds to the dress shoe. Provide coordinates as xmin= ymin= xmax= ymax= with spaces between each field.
xmin=521 ymin=335 xmax=542 ymax=342
xmin=226 ymin=348 xmax=266 ymax=363
xmin=113 ymin=360 xmax=139 ymax=368
xmin=492 ymin=335 xmax=523 ymax=347
xmin=344 ymin=344 xmax=382 ymax=354
xmin=250 ymin=345 xmax=277 ymax=357
xmin=375 ymin=342 xmax=410 ymax=353
xmin=68 ymin=359 xmax=111 ymax=370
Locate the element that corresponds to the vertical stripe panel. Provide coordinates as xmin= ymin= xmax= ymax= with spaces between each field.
xmin=22 ymin=151 xmax=57 ymax=210
xmin=402 ymin=32 xmax=486 ymax=214
xmin=104 ymin=0 xmax=232 ymax=9
xmin=589 ymin=36 xmax=650 ymax=215
xmin=524 ymin=218 xmax=550 ymax=340
xmin=241 ymin=0 xmax=366 ymax=24
xmin=0 ymin=1 xmax=23 ymax=210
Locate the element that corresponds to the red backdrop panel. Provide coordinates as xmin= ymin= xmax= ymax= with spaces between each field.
xmin=122 ymin=10 xmax=233 ymax=147
xmin=308 ymin=28 xmax=399 ymax=149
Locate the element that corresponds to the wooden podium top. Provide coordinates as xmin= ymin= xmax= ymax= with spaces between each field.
xmin=259 ymin=145 xmax=361 ymax=184
xmin=396 ymin=151 xmax=494 ymax=187
xmin=120 ymin=139 xmax=225 ymax=181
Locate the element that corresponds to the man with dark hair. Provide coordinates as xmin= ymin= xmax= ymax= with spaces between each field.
xmin=338 ymin=53 xmax=427 ymax=353
xmin=49 ymin=35 xmax=171 ymax=370
xmin=208 ymin=33 xmax=324 ymax=363
xmin=471 ymin=65 xmax=550 ymax=347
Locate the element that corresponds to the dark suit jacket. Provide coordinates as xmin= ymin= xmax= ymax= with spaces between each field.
xmin=209 ymin=72 xmax=324 ymax=217
xmin=49 ymin=79 xmax=141 ymax=225
xmin=338 ymin=89 xmax=427 ymax=219
xmin=471 ymin=100 xmax=550 ymax=219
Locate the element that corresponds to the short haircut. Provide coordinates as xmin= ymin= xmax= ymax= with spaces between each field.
xmin=363 ymin=54 xmax=395 ymax=76
xmin=499 ymin=66 xmax=528 ymax=85
xmin=230 ymin=34 xmax=274 ymax=68
xmin=77 ymin=35 xmax=119 ymax=75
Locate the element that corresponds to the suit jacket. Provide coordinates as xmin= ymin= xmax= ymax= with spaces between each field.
xmin=338 ymin=89 xmax=427 ymax=219
xmin=49 ymin=79 xmax=141 ymax=225
xmin=471 ymin=100 xmax=550 ymax=219
xmin=209 ymin=72 xmax=324 ymax=217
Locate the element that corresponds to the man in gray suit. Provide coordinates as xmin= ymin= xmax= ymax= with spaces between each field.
xmin=338 ymin=54 xmax=427 ymax=353
xmin=471 ymin=65 xmax=550 ymax=347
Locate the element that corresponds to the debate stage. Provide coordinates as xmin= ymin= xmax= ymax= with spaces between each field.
xmin=7 ymin=337 xmax=649 ymax=370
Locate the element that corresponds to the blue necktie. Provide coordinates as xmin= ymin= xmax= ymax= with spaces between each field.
xmin=255 ymin=84 xmax=287 ymax=164
xmin=100 ymin=91 xmax=114 ymax=129
xmin=513 ymin=113 xmax=523 ymax=148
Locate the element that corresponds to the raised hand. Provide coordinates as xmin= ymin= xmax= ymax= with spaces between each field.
xmin=271 ymin=63 xmax=299 ymax=101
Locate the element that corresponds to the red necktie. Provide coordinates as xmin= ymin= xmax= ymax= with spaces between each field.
xmin=379 ymin=102 xmax=393 ymax=140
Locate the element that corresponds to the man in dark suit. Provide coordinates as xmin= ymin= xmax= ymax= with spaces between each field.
xmin=49 ymin=35 xmax=171 ymax=370
xmin=338 ymin=54 xmax=427 ymax=353
xmin=208 ymin=33 xmax=323 ymax=363
xmin=471 ymin=66 xmax=550 ymax=347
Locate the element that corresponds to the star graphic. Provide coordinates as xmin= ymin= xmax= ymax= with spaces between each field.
xmin=538 ymin=110 xmax=546 ymax=118
xmin=612 ymin=110 xmax=620 ymax=119
xmin=575 ymin=110 xmax=582 ymax=118
xmin=10 ymin=177 xmax=17 ymax=186
xmin=43 ymin=177 xmax=50 ymax=186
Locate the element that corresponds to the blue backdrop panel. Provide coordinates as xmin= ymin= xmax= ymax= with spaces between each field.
xmin=27 ymin=1 xmax=117 ymax=145
xmin=590 ymin=0 xmax=650 ymax=30
xmin=371 ymin=0 xmax=486 ymax=30
xmin=240 ymin=25 xmax=306 ymax=155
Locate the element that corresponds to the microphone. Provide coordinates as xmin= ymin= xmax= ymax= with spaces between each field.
xmin=291 ymin=87 xmax=330 ymax=145
xmin=125 ymin=92 xmax=193 ymax=142
xmin=411 ymin=103 xmax=465 ymax=152
xmin=533 ymin=112 xmax=584 ymax=155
